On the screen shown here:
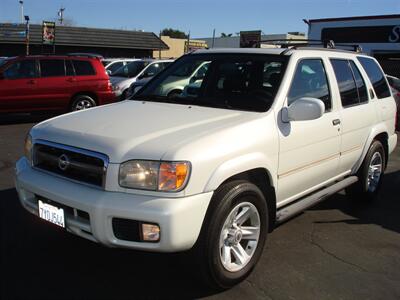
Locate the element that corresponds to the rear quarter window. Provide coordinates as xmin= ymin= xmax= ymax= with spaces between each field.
xmin=72 ymin=60 xmax=96 ymax=76
xmin=357 ymin=57 xmax=391 ymax=99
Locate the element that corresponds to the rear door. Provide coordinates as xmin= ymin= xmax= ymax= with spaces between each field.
xmin=35 ymin=59 xmax=75 ymax=110
xmin=329 ymin=59 xmax=376 ymax=174
xmin=0 ymin=58 xmax=39 ymax=112
xmin=71 ymin=59 xmax=98 ymax=96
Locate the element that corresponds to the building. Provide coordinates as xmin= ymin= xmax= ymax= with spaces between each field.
xmin=153 ymin=36 xmax=207 ymax=59
xmin=197 ymin=32 xmax=306 ymax=48
xmin=306 ymin=14 xmax=400 ymax=77
xmin=0 ymin=23 xmax=168 ymax=58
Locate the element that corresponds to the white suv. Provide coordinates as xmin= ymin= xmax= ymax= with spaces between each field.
xmin=15 ymin=47 xmax=397 ymax=289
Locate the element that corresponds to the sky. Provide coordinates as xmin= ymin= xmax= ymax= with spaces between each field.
xmin=0 ymin=0 xmax=399 ymax=38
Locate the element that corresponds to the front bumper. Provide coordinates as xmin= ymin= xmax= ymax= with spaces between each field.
xmin=15 ymin=157 xmax=213 ymax=252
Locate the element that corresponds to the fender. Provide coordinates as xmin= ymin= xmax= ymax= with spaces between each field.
xmin=351 ymin=124 xmax=389 ymax=174
xmin=203 ymin=152 xmax=277 ymax=192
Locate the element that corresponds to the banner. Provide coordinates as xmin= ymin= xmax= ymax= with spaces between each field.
xmin=42 ymin=21 xmax=55 ymax=45
xmin=240 ymin=30 xmax=261 ymax=48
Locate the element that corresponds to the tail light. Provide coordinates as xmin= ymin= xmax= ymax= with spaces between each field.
xmin=107 ymin=80 xmax=112 ymax=91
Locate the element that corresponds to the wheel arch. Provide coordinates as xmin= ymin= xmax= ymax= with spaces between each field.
xmin=353 ymin=127 xmax=389 ymax=173
xmin=70 ymin=91 xmax=98 ymax=106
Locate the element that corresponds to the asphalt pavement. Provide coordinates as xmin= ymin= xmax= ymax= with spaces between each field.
xmin=1 ymin=113 xmax=400 ymax=300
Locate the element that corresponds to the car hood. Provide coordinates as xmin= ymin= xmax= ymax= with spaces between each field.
xmin=31 ymin=100 xmax=258 ymax=163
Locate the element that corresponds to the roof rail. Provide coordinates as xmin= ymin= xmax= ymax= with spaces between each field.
xmin=254 ymin=39 xmax=363 ymax=53
xmin=66 ymin=53 xmax=104 ymax=59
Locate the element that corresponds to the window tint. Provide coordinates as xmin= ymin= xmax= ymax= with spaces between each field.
xmin=3 ymin=59 xmax=37 ymax=79
xmin=40 ymin=60 xmax=65 ymax=77
xmin=143 ymin=63 xmax=162 ymax=76
xmin=287 ymin=59 xmax=331 ymax=111
xmin=65 ymin=60 xmax=74 ymax=76
xmin=331 ymin=59 xmax=359 ymax=107
xmin=349 ymin=61 xmax=368 ymax=103
xmin=107 ymin=62 xmax=123 ymax=74
xmin=72 ymin=60 xmax=96 ymax=76
xmin=357 ymin=57 xmax=391 ymax=99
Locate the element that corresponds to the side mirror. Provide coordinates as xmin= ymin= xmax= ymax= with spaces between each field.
xmin=106 ymin=70 xmax=112 ymax=75
xmin=282 ymin=97 xmax=325 ymax=122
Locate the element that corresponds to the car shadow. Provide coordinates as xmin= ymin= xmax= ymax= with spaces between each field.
xmin=0 ymin=112 xmax=57 ymax=125
xmin=307 ymin=170 xmax=400 ymax=234
xmin=1 ymin=188 xmax=218 ymax=300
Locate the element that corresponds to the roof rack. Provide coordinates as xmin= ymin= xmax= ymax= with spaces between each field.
xmin=254 ymin=39 xmax=363 ymax=53
xmin=66 ymin=53 xmax=104 ymax=59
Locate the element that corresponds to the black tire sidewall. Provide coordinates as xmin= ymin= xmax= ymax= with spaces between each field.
xmin=71 ymin=95 xmax=96 ymax=111
xmin=200 ymin=181 xmax=268 ymax=289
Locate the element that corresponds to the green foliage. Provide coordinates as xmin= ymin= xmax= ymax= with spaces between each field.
xmin=161 ymin=28 xmax=188 ymax=39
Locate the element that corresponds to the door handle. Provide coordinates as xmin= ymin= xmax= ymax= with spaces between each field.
xmin=66 ymin=77 xmax=76 ymax=82
xmin=27 ymin=79 xmax=36 ymax=84
xmin=332 ymin=119 xmax=341 ymax=126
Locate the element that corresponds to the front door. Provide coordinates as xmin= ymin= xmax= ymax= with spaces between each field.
xmin=277 ymin=58 xmax=341 ymax=206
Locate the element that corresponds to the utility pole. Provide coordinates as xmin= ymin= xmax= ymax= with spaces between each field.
xmin=186 ymin=31 xmax=190 ymax=53
xmin=58 ymin=7 xmax=65 ymax=25
xmin=19 ymin=1 xmax=24 ymax=23
xmin=212 ymin=29 xmax=215 ymax=48
xmin=24 ymin=15 xmax=30 ymax=55
xmin=158 ymin=30 xmax=162 ymax=59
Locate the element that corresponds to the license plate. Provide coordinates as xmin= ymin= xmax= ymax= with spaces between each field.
xmin=38 ymin=200 xmax=65 ymax=228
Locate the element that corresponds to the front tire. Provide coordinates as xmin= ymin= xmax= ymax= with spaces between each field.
xmin=346 ymin=140 xmax=385 ymax=200
xmin=195 ymin=180 xmax=268 ymax=289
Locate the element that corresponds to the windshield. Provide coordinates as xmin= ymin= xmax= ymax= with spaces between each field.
xmin=111 ymin=61 xmax=148 ymax=78
xmin=133 ymin=54 xmax=288 ymax=112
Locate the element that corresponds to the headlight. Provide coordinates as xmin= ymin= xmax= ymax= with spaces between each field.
xmin=112 ymin=84 xmax=120 ymax=91
xmin=119 ymin=160 xmax=190 ymax=192
xmin=24 ymin=134 xmax=32 ymax=163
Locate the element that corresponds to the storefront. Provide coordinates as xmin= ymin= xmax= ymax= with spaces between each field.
xmin=307 ymin=14 xmax=400 ymax=77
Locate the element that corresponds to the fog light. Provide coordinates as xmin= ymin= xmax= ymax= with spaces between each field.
xmin=141 ymin=223 xmax=160 ymax=242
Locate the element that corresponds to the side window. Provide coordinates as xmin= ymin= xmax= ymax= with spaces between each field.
xmin=349 ymin=61 xmax=368 ymax=103
xmin=65 ymin=60 xmax=74 ymax=76
xmin=107 ymin=62 xmax=123 ymax=74
xmin=143 ymin=63 xmax=161 ymax=76
xmin=40 ymin=60 xmax=65 ymax=77
xmin=3 ymin=60 xmax=37 ymax=79
xmin=330 ymin=59 xmax=359 ymax=107
xmin=287 ymin=59 xmax=332 ymax=111
xmin=357 ymin=57 xmax=391 ymax=99
xmin=72 ymin=60 xmax=96 ymax=76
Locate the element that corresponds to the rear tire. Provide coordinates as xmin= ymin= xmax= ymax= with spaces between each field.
xmin=346 ymin=140 xmax=385 ymax=201
xmin=70 ymin=95 xmax=96 ymax=111
xmin=194 ymin=180 xmax=268 ymax=290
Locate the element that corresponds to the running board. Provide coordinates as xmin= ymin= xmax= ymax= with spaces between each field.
xmin=276 ymin=176 xmax=358 ymax=224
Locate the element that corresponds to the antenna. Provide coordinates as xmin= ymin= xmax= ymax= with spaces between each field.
xmin=58 ymin=6 xmax=65 ymax=25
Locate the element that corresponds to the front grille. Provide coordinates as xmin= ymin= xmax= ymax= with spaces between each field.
xmin=33 ymin=141 xmax=108 ymax=187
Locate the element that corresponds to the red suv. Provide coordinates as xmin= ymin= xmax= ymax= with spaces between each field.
xmin=0 ymin=55 xmax=116 ymax=113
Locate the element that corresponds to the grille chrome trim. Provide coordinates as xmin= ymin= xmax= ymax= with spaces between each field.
xmin=32 ymin=139 xmax=109 ymax=189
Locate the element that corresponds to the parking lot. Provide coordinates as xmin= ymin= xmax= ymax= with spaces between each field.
xmin=1 ymin=114 xmax=400 ymax=300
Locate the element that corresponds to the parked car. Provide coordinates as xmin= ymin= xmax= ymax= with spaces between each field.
xmin=126 ymin=60 xmax=174 ymax=97
xmin=110 ymin=59 xmax=173 ymax=100
xmin=387 ymin=75 xmax=400 ymax=130
xmin=15 ymin=47 xmax=397 ymax=289
xmin=154 ymin=60 xmax=210 ymax=98
xmin=101 ymin=58 xmax=138 ymax=76
xmin=0 ymin=55 xmax=116 ymax=113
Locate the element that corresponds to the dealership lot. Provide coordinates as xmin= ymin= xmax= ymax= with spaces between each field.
xmin=1 ymin=114 xmax=400 ymax=300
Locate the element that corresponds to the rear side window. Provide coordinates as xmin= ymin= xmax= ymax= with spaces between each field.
xmin=357 ymin=57 xmax=391 ymax=99
xmin=72 ymin=60 xmax=96 ymax=76
xmin=40 ymin=60 xmax=65 ymax=77
xmin=349 ymin=61 xmax=368 ymax=103
xmin=287 ymin=59 xmax=332 ymax=111
xmin=107 ymin=62 xmax=124 ymax=74
xmin=331 ymin=59 xmax=362 ymax=107
xmin=3 ymin=59 xmax=37 ymax=79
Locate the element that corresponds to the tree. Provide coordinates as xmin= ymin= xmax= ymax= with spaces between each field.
xmin=161 ymin=28 xmax=188 ymax=39
xmin=220 ymin=33 xmax=233 ymax=37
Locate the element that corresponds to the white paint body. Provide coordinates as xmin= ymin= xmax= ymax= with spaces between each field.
xmin=15 ymin=48 xmax=397 ymax=252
